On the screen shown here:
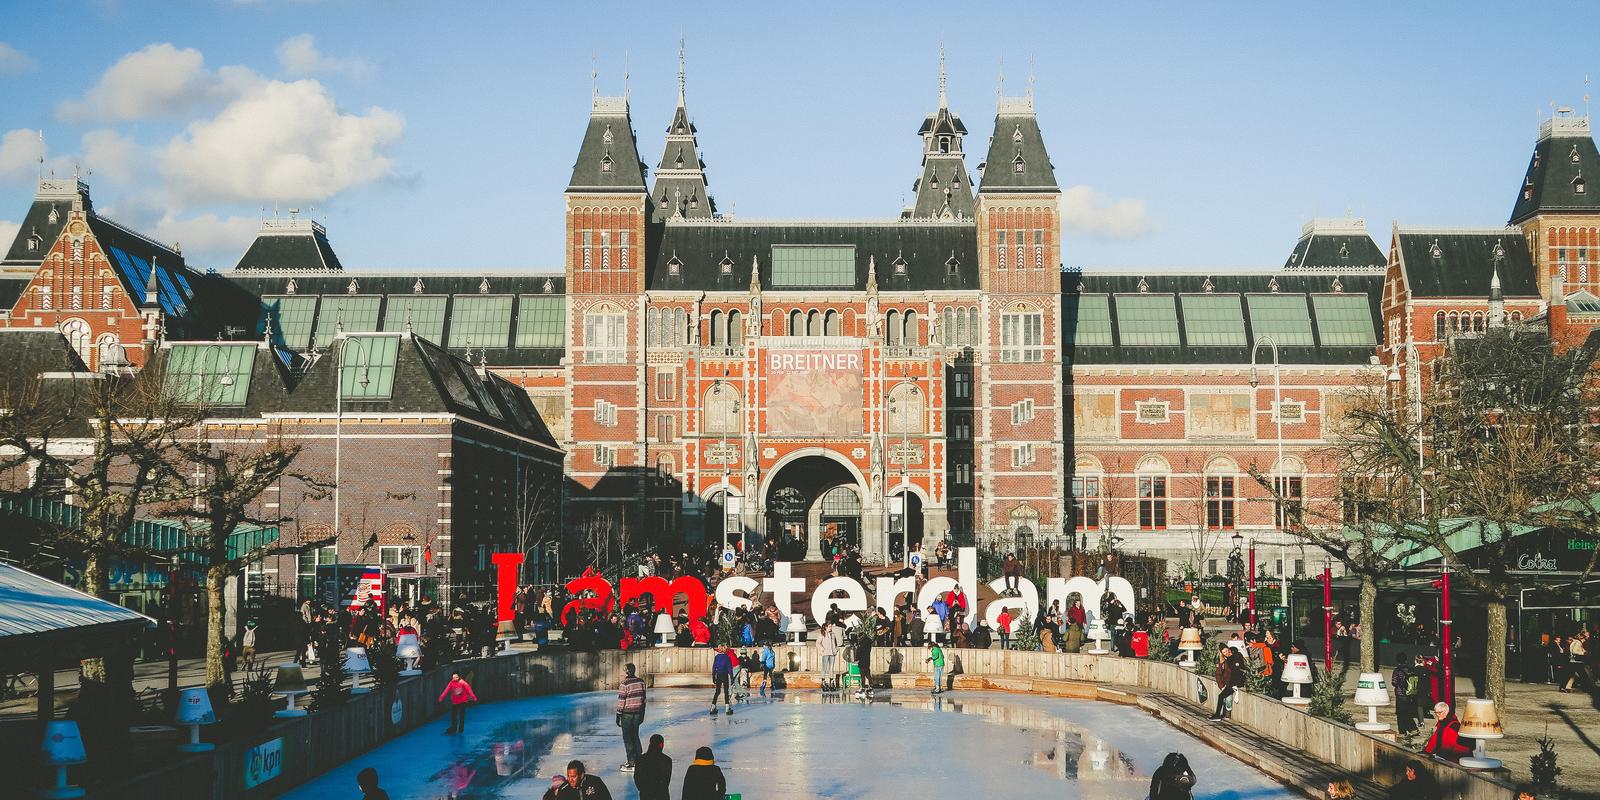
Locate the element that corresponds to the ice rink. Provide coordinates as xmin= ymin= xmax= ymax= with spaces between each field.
xmin=286 ymin=688 xmax=1297 ymax=799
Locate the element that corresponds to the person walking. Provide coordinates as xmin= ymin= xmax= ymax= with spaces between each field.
xmin=681 ymin=746 xmax=727 ymax=800
xmin=615 ymin=663 xmax=647 ymax=772
xmin=633 ymin=734 xmax=672 ymax=800
xmin=1391 ymin=653 xmax=1418 ymax=736
xmin=1209 ymin=645 xmax=1245 ymax=721
xmin=356 ymin=767 xmax=390 ymax=800
xmin=438 ymin=671 xmax=478 ymax=734
xmin=710 ymin=645 xmax=734 ymax=716
xmin=926 ymin=640 xmax=946 ymax=694
xmin=997 ymin=608 xmax=1014 ymax=650
xmin=1423 ymin=702 xmax=1472 ymax=761
xmin=1148 ymin=752 xmax=1196 ymax=800
xmin=1560 ymin=629 xmax=1590 ymax=692
xmin=557 ymin=761 xmax=613 ymax=800
xmin=758 ymin=642 xmax=777 ymax=695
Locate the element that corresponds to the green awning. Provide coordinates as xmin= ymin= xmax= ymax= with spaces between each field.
xmin=0 ymin=494 xmax=279 ymax=565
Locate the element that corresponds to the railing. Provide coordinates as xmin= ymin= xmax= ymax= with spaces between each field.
xmin=696 ymin=345 xmax=746 ymax=360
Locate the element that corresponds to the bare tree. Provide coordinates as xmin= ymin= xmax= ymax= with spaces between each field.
xmin=513 ymin=480 xmax=560 ymax=583
xmin=156 ymin=425 xmax=330 ymax=693
xmin=577 ymin=508 xmax=641 ymax=579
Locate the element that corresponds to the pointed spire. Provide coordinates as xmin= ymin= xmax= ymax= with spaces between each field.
xmin=678 ymin=35 xmax=687 ymax=108
xmin=866 ymin=255 xmax=879 ymax=294
xmin=938 ymin=39 xmax=948 ymax=110
xmin=749 ymin=254 xmax=761 ymax=293
xmin=1489 ymin=241 xmax=1506 ymax=328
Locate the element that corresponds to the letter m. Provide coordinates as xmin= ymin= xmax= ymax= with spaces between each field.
xmin=619 ymin=576 xmax=710 ymax=623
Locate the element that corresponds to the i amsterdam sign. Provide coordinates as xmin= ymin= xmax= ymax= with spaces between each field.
xmin=489 ymin=548 xmax=1136 ymax=630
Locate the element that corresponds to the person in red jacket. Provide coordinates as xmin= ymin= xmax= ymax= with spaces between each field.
xmin=439 ymin=671 xmax=478 ymax=734
xmin=1423 ymin=701 xmax=1473 ymax=760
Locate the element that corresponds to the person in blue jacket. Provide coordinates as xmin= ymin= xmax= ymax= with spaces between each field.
xmin=710 ymin=645 xmax=734 ymax=716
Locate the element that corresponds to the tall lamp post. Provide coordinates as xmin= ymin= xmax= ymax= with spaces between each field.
xmin=1438 ymin=562 xmax=1455 ymax=708
xmin=1322 ymin=558 xmax=1334 ymax=671
xmin=1249 ymin=335 xmax=1290 ymax=612
xmin=165 ymin=553 xmax=181 ymax=704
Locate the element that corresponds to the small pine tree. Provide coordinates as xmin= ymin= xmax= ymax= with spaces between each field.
xmin=1530 ymin=726 xmax=1562 ymax=790
xmin=1243 ymin=650 xmax=1275 ymax=695
xmin=1308 ymin=663 xmax=1352 ymax=723
xmin=1012 ymin=616 xmax=1041 ymax=651
xmin=368 ymin=637 xmax=401 ymax=692
xmin=1146 ymin=631 xmax=1176 ymax=663
xmin=309 ymin=627 xmax=350 ymax=711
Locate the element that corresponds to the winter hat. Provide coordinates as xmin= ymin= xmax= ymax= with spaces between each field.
xmin=694 ymin=746 xmax=715 ymax=762
xmin=550 ymin=775 xmax=565 ymax=790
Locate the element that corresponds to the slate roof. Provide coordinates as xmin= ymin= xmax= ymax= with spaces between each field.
xmin=1062 ymin=271 xmax=1385 ymax=366
xmin=197 ymin=271 xmax=567 ymax=368
xmin=0 ymin=275 xmax=28 ymax=309
xmin=1509 ymin=115 xmax=1600 ymax=225
xmin=568 ymin=97 xmax=648 ymax=192
xmin=234 ymin=220 xmax=344 ymax=271
xmin=0 ymin=562 xmax=152 ymax=643
xmin=647 ymin=220 xmax=980 ymax=292
xmin=1283 ymin=219 xmax=1387 ymax=271
xmin=650 ymin=99 xmax=715 ymax=222
xmin=2 ymin=180 xmax=80 ymax=269
xmin=0 ymin=329 xmax=89 ymax=390
xmin=143 ymin=334 xmax=561 ymax=450
xmin=978 ymin=98 xmax=1059 ymax=193
xmin=1394 ymin=229 xmax=1539 ymax=298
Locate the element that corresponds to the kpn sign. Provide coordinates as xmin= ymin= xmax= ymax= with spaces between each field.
xmin=243 ymin=737 xmax=284 ymax=789
xmin=491 ymin=547 xmax=1137 ymax=630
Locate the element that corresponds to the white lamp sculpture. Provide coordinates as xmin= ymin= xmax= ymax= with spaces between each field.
xmin=922 ymin=613 xmax=944 ymax=645
xmin=1227 ymin=638 xmax=1248 ymax=655
xmin=1457 ymin=698 xmax=1506 ymax=769
xmin=175 ymin=687 xmax=217 ymax=752
xmin=271 ymin=663 xmax=309 ymax=718
xmin=786 ymin=614 xmax=809 ymax=645
xmin=39 ymin=720 xmax=87 ymax=799
xmin=396 ymin=633 xmax=423 ymax=677
xmin=344 ymin=646 xmax=373 ymax=695
xmin=1085 ymin=618 xmax=1111 ymax=654
xmin=1280 ymin=654 xmax=1313 ymax=705
xmin=654 ymin=613 xmax=677 ymax=647
xmin=1352 ymin=672 xmax=1391 ymax=732
xmin=1178 ymin=627 xmax=1203 ymax=669
xmin=496 ymin=619 xmax=519 ymax=656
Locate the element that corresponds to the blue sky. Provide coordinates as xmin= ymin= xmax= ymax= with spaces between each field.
xmin=0 ymin=2 xmax=1595 ymax=271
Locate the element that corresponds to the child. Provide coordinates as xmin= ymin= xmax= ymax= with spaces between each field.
xmin=731 ymin=649 xmax=750 ymax=700
xmin=759 ymin=643 xmax=777 ymax=695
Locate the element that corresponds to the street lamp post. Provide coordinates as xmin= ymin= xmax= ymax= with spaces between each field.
xmin=166 ymin=554 xmax=181 ymax=704
xmin=1250 ymin=336 xmax=1289 ymax=613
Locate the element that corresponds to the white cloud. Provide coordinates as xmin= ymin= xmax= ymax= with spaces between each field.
xmin=151 ymin=211 xmax=260 ymax=264
xmin=0 ymin=128 xmax=44 ymax=180
xmin=57 ymin=43 xmax=261 ymax=122
xmin=0 ymin=220 xmax=19 ymax=250
xmin=161 ymin=78 xmax=403 ymax=204
xmin=80 ymin=129 xmax=145 ymax=184
xmin=276 ymin=34 xmax=372 ymax=81
xmin=1060 ymin=185 xmax=1154 ymax=240
xmin=0 ymin=43 xmax=36 ymax=76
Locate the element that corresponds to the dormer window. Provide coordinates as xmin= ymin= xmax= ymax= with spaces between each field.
xmin=1575 ymin=176 xmax=1587 ymax=195
xmin=1533 ymin=150 xmax=1541 ymax=168
xmin=893 ymin=255 xmax=907 ymax=275
xmin=667 ymin=255 xmax=683 ymax=276
xmin=688 ymin=192 xmax=699 ymax=210
xmin=1012 ymin=125 xmax=1023 ymax=143
xmin=26 ymin=233 xmax=39 ymax=252
xmin=1571 ymin=144 xmax=1581 ymax=163
xmin=928 ymin=173 xmax=939 ymax=188
xmin=674 ymin=149 xmax=685 ymax=168
xmin=602 ymin=125 xmax=614 ymax=144
xmin=1429 ymin=240 xmax=1443 ymax=259
xmin=945 ymin=253 xmax=960 ymax=276
xmin=47 ymin=207 xmax=59 ymax=225
xmin=600 ymin=155 xmax=614 ymax=173
xmin=719 ymin=254 xmax=734 ymax=275
xmin=1524 ymin=178 xmax=1535 ymax=200
xmin=1012 ymin=154 xmax=1025 ymax=173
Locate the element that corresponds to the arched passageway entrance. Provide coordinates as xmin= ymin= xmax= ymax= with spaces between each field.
xmin=764 ymin=453 xmax=863 ymax=561
xmin=888 ymin=489 xmax=924 ymax=561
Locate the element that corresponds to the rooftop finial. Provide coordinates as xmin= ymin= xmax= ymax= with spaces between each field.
xmin=624 ymin=50 xmax=630 ymax=100
xmin=590 ymin=52 xmax=598 ymax=98
xmin=36 ymin=130 xmax=44 ymax=183
xmin=938 ymin=39 xmax=948 ymax=110
xmin=678 ymin=35 xmax=687 ymax=107
xmin=1027 ymin=54 xmax=1036 ymax=102
xmin=996 ymin=56 xmax=1005 ymax=104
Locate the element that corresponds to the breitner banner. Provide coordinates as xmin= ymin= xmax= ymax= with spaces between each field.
xmin=765 ymin=349 xmax=865 ymax=437
xmin=516 ymin=547 xmax=1137 ymax=632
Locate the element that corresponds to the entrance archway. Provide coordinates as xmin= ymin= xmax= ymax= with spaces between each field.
xmin=763 ymin=452 xmax=865 ymax=561
xmin=889 ymin=489 xmax=924 ymax=560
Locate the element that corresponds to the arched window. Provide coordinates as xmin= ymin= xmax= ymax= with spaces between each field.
xmin=1472 ymin=311 xmax=1485 ymax=333
xmin=1072 ymin=456 xmax=1103 ymax=531
xmin=808 ymin=309 xmax=823 ymax=336
xmin=703 ymin=382 xmax=742 ymax=434
xmin=1009 ymin=505 xmax=1040 ymax=549
xmin=1434 ymin=311 xmax=1446 ymax=340
xmin=94 ymin=334 xmax=120 ymax=372
xmin=942 ymin=308 xmax=955 ymax=345
xmin=646 ymin=308 xmax=661 ymax=346
xmin=1136 ymin=455 xmax=1170 ymax=530
xmin=58 ymin=318 xmax=92 ymax=367
xmin=1204 ymin=456 xmax=1238 ymax=531
xmin=887 ymin=382 xmax=925 ymax=434
xmin=727 ymin=310 xmax=742 ymax=346
xmin=710 ymin=309 xmax=724 ymax=346
xmin=824 ymin=309 xmax=840 ymax=336
xmin=1510 ymin=310 xmax=1524 ymax=323
xmin=886 ymin=310 xmax=901 ymax=345
xmin=1272 ymin=456 xmax=1306 ymax=529
xmin=968 ymin=308 xmax=979 ymax=345
xmin=820 ymin=486 xmax=861 ymax=517
xmin=903 ymin=310 xmax=918 ymax=345
xmin=789 ymin=310 xmax=803 ymax=336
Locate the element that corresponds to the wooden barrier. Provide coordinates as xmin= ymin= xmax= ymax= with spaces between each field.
xmin=86 ymin=646 xmax=1517 ymax=800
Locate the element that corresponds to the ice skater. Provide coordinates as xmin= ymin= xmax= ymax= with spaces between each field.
xmin=710 ymin=645 xmax=734 ymax=716
xmin=615 ymin=663 xmax=646 ymax=772
xmin=926 ymin=640 xmax=946 ymax=693
xmin=438 ymin=670 xmax=478 ymax=734
xmin=758 ymin=642 xmax=776 ymax=695
xmin=817 ymin=620 xmax=840 ymax=692
xmin=1148 ymin=753 xmax=1196 ymax=800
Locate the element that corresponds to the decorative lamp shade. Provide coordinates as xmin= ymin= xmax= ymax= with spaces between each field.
xmin=922 ymin=614 xmax=944 ymax=634
xmin=496 ymin=619 xmax=518 ymax=637
xmin=786 ymin=615 xmax=809 ymax=635
xmin=1281 ymin=654 xmax=1313 ymax=684
xmin=344 ymin=646 xmax=372 ymax=674
xmin=1352 ymin=672 xmax=1390 ymax=707
xmin=654 ymin=613 xmax=676 ymax=636
xmin=1458 ymin=698 xmax=1505 ymax=740
xmin=176 ymin=687 xmax=217 ymax=725
xmin=396 ymin=634 xmax=423 ymax=661
xmin=41 ymin=720 xmax=87 ymax=766
xmin=1227 ymin=639 xmax=1248 ymax=654
xmin=272 ymin=663 xmax=308 ymax=694
xmin=1086 ymin=619 xmax=1108 ymax=639
xmin=1178 ymin=628 xmax=1203 ymax=651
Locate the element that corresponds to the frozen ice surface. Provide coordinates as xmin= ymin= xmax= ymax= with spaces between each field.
xmin=286 ymin=688 xmax=1297 ymax=799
